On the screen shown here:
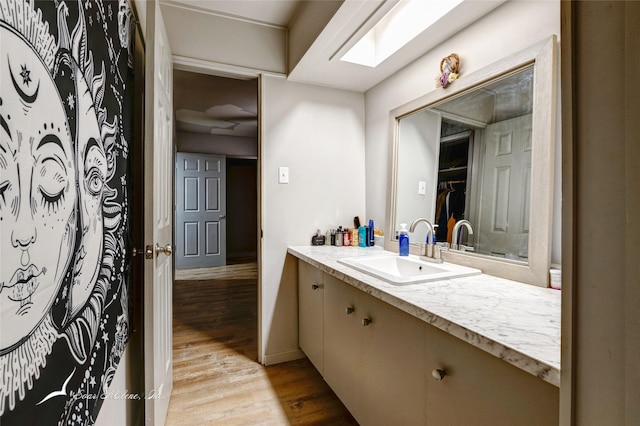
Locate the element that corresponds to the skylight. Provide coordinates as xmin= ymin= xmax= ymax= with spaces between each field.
xmin=340 ymin=0 xmax=465 ymax=68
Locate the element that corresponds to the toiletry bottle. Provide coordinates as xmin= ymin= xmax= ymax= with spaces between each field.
xmin=351 ymin=228 xmax=358 ymax=246
xmin=432 ymin=225 xmax=438 ymax=245
xmin=358 ymin=226 xmax=367 ymax=247
xmin=399 ymin=223 xmax=410 ymax=256
xmin=343 ymin=228 xmax=350 ymax=246
xmin=336 ymin=227 xmax=343 ymax=246
xmin=368 ymin=219 xmax=375 ymax=246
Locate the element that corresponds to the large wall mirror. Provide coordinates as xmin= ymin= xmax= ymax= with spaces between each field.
xmin=385 ymin=36 xmax=557 ymax=287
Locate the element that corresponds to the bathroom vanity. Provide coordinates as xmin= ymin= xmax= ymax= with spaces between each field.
xmin=289 ymin=35 xmax=561 ymax=425
xmin=290 ymin=245 xmax=560 ymax=425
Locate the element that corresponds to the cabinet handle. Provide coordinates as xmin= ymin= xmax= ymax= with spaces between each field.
xmin=311 ymin=284 xmax=320 ymax=290
xmin=362 ymin=318 xmax=372 ymax=326
xmin=432 ymin=369 xmax=447 ymax=381
xmin=345 ymin=306 xmax=354 ymax=315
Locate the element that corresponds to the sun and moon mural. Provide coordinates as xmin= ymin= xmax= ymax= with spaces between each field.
xmin=1 ymin=0 xmax=134 ymax=423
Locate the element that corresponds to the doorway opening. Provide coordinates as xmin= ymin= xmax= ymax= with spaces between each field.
xmin=172 ymin=70 xmax=258 ymax=271
xmin=170 ymin=69 xmax=260 ymax=367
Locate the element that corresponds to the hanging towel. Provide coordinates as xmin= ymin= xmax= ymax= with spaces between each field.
xmin=447 ymin=213 xmax=456 ymax=244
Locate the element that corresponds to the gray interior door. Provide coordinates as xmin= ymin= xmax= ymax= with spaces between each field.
xmin=175 ymin=153 xmax=226 ymax=269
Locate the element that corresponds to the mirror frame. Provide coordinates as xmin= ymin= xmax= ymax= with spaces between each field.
xmin=385 ymin=36 xmax=557 ymax=287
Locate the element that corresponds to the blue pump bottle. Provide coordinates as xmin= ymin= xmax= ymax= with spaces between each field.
xmin=398 ymin=223 xmax=409 ymax=256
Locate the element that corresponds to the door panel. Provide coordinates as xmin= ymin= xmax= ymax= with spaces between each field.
xmin=175 ymin=153 xmax=227 ymax=269
xmin=477 ymin=114 xmax=532 ymax=260
xmin=143 ymin=2 xmax=173 ymax=425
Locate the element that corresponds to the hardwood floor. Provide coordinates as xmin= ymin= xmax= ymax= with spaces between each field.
xmin=166 ymin=263 xmax=357 ymax=425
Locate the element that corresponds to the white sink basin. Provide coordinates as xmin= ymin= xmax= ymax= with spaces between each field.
xmin=337 ymin=255 xmax=481 ymax=285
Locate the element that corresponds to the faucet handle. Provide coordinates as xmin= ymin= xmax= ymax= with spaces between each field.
xmin=433 ymin=245 xmax=444 ymax=260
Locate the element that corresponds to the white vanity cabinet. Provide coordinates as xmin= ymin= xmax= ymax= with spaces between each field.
xmin=298 ymin=260 xmax=325 ymax=374
xmin=323 ymin=273 xmax=428 ymax=426
xmin=297 ymin=259 xmax=559 ymax=425
xmin=424 ymin=323 xmax=559 ymax=425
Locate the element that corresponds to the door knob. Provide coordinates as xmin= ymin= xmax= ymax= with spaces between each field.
xmin=155 ymin=243 xmax=173 ymax=257
xmin=432 ymin=369 xmax=447 ymax=381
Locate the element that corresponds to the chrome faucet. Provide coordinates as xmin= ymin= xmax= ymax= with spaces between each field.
xmin=409 ymin=218 xmax=434 ymax=257
xmin=451 ymin=220 xmax=474 ymax=250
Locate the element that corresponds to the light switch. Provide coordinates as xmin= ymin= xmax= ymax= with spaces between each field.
xmin=418 ymin=181 xmax=427 ymax=195
xmin=278 ymin=166 xmax=289 ymax=184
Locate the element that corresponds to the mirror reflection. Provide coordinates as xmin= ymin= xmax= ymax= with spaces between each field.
xmin=395 ymin=65 xmax=534 ymax=261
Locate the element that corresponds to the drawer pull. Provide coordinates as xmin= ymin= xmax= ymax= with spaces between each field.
xmin=345 ymin=306 xmax=354 ymax=315
xmin=362 ymin=318 xmax=372 ymax=326
xmin=311 ymin=284 xmax=320 ymax=290
xmin=432 ymin=369 xmax=447 ymax=381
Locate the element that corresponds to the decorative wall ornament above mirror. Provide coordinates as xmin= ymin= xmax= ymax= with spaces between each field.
xmin=437 ymin=53 xmax=461 ymax=88
xmin=385 ymin=36 xmax=557 ymax=287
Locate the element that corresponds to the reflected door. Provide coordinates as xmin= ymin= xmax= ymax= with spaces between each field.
xmin=477 ymin=114 xmax=532 ymax=259
xmin=175 ymin=153 xmax=227 ymax=269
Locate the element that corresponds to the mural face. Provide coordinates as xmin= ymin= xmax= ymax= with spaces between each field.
xmin=0 ymin=1 xmax=133 ymax=423
xmin=1 ymin=26 xmax=77 ymax=350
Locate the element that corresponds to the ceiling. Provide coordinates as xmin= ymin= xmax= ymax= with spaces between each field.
xmin=173 ymin=70 xmax=258 ymax=137
xmin=160 ymin=0 xmax=505 ymax=92
xmin=164 ymin=0 xmax=301 ymax=27
xmin=161 ymin=0 xmax=506 ymax=137
xmin=434 ymin=65 xmax=534 ymax=126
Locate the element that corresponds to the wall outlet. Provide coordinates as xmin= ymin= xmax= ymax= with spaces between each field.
xmin=279 ymin=166 xmax=289 ymax=184
xmin=418 ymin=181 xmax=426 ymax=195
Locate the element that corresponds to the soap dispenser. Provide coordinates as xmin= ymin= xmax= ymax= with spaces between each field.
xmin=399 ymin=223 xmax=409 ymax=256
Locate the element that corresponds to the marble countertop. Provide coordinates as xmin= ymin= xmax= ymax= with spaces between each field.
xmin=288 ymin=245 xmax=561 ymax=387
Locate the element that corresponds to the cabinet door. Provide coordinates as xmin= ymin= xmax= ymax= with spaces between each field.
xmin=360 ymin=293 xmax=427 ymax=426
xmin=325 ymin=276 xmax=428 ymax=426
xmin=323 ymin=275 xmax=365 ymax=421
xmin=425 ymin=323 xmax=559 ymax=426
xmin=298 ymin=261 xmax=324 ymax=373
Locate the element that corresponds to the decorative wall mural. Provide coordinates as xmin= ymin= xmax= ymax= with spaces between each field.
xmin=0 ymin=0 xmax=134 ymax=424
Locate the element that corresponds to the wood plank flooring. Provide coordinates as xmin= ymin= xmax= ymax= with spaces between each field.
xmin=166 ymin=263 xmax=357 ymax=425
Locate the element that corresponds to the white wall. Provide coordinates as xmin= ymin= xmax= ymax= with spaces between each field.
xmin=396 ymin=109 xmax=441 ymax=243
xmin=260 ymin=76 xmax=366 ymax=364
xmin=159 ymin=2 xmax=286 ymax=75
xmin=365 ymin=0 xmax=562 ymax=264
xmin=561 ymin=2 xmax=640 ymax=423
xmin=95 ymin=348 xmax=142 ymax=426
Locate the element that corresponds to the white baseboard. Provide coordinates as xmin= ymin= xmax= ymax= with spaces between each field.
xmin=262 ymin=349 xmax=305 ymax=366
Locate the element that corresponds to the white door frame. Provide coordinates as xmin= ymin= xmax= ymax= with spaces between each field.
xmin=167 ymin=64 xmax=263 ymax=362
